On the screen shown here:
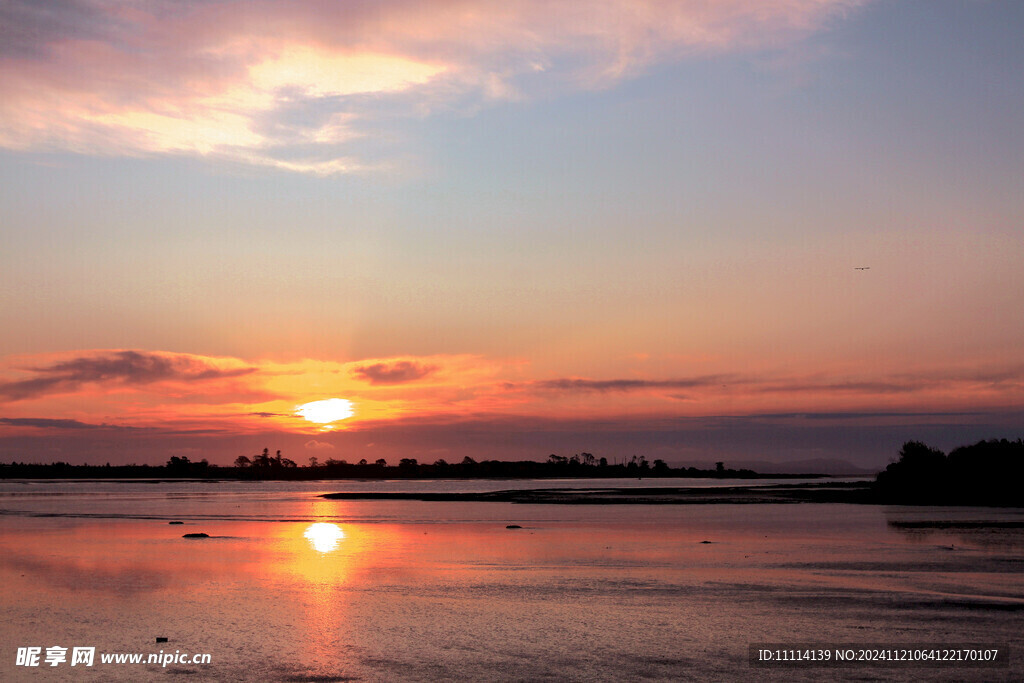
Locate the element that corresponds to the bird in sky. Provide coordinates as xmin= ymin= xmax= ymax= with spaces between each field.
xmin=854 ymin=267 xmax=870 ymax=270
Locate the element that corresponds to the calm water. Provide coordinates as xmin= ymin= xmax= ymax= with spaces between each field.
xmin=0 ymin=479 xmax=1021 ymax=681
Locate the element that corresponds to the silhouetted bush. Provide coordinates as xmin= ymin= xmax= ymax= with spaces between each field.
xmin=875 ymin=439 xmax=1023 ymax=506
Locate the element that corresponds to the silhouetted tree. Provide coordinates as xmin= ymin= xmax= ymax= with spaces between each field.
xmin=253 ymin=448 xmax=271 ymax=467
xmin=946 ymin=439 xmax=1024 ymax=505
xmin=875 ymin=441 xmax=949 ymax=504
xmin=166 ymin=456 xmax=191 ymax=470
xmin=164 ymin=455 xmax=207 ymax=474
xmin=234 ymin=455 xmax=251 ymax=468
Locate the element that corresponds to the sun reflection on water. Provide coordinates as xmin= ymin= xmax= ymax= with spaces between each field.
xmin=303 ymin=523 xmax=345 ymax=553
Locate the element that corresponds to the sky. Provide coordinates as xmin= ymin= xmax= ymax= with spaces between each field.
xmin=1 ymin=0 xmax=1022 ymax=469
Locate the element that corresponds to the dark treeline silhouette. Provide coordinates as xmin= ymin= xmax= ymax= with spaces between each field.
xmin=234 ymin=448 xmax=298 ymax=469
xmin=875 ymin=439 xmax=1024 ymax=506
xmin=0 ymin=450 xmax=803 ymax=480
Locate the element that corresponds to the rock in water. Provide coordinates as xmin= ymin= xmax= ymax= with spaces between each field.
xmin=182 ymin=532 xmax=210 ymax=538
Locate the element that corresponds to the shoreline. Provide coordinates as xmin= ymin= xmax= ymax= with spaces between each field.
xmin=321 ymin=482 xmax=877 ymax=505
xmin=0 ymin=469 xmax=846 ymax=481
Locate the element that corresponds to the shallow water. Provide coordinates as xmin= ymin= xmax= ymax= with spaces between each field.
xmin=0 ymin=480 xmax=1020 ymax=681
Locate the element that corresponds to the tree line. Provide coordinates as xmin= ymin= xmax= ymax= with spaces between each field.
xmin=223 ymin=450 xmax=765 ymax=480
xmin=0 ymin=450 xmax=776 ymax=480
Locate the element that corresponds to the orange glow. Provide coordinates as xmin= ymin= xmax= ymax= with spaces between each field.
xmin=295 ymin=398 xmax=355 ymax=425
xmin=303 ymin=523 xmax=346 ymax=553
xmin=1 ymin=349 xmax=1023 ymax=446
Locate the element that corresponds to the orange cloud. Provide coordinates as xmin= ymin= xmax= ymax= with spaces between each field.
xmin=0 ymin=0 xmax=867 ymax=172
xmin=5 ymin=348 xmax=1018 ymax=443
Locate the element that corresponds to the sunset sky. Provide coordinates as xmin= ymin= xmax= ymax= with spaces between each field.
xmin=1 ymin=0 xmax=1021 ymax=468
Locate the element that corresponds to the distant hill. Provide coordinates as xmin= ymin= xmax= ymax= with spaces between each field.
xmin=681 ymin=458 xmax=877 ymax=476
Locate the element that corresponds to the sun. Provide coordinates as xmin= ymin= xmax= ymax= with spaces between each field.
xmin=295 ymin=398 xmax=354 ymax=424
xmin=304 ymin=523 xmax=345 ymax=553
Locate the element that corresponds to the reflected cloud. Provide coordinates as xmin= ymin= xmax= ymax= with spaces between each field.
xmin=885 ymin=518 xmax=1024 ymax=550
xmin=0 ymin=550 xmax=170 ymax=596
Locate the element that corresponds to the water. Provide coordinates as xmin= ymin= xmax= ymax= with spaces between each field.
xmin=0 ymin=479 xmax=1020 ymax=681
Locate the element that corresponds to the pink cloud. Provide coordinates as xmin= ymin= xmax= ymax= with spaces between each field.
xmin=352 ymin=360 xmax=437 ymax=385
xmin=0 ymin=0 xmax=867 ymax=172
xmin=0 ymin=350 xmax=255 ymax=402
